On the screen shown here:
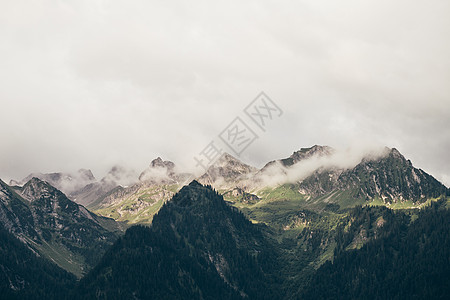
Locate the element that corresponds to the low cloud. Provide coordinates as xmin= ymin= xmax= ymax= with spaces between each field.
xmin=0 ymin=0 xmax=449 ymax=187
xmin=254 ymin=146 xmax=388 ymax=187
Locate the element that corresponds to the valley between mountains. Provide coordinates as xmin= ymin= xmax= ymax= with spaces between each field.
xmin=1 ymin=145 xmax=449 ymax=299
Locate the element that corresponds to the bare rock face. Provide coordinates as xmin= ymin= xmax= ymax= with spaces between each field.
xmin=289 ymin=145 xmax=335 ymax=165
xmin=298 ymin=147 xmax=448 ymax=202
xmin=67 ymin=165 xmax=138 ymax=207
xmin=138 ymin=157 xmax=177 ymax=183
xmin=198 ymin=153 xmax=258 ymax=187
xmin=0 ymin=178 xmax=122 ymax=277
xmin=259 ymin=145 xmax=335 ymax=173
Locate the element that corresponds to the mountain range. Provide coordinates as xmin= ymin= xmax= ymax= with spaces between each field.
xmin=6 ymin=146 xmax=449 ymax=228
xmin=82 ymin=146 xmax=449 ymax=225
xmin=1 ymin=145 xmax=449 ymax=299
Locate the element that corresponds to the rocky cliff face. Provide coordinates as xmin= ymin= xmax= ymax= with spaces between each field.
xmin=198 ymin=153 xmax=258 ymax=187
xmin=259 ymin=145 xmax=334 ymax=173
xmin=68 ymin=165 xmax=138 ymax=206
xmin=0 ymin=178 xmax=122 ymax=277
xmin=0 ymin=179 xmax=38 ymax=240
xmin=298 ymin=147 xmax=448 ymax=202
xmin=138 ymin=157 xmax=193 ymax=185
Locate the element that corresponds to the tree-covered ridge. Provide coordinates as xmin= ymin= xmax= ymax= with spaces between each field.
xmin=75 ymin=181 xmax=281 ymax=299
xmin=302 ymin=200 xmax=450 ymax=299
xmin=0 ymin=222 xmax=76 ymax=300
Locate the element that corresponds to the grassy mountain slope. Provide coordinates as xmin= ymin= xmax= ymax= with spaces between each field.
xmin=90 ymin=183 xmax=178 ymax=224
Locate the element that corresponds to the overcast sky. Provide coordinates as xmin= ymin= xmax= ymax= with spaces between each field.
xmin=1 ymin=0 xmax=449 ymax=186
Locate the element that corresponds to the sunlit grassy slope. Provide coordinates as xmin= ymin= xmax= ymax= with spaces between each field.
xmin=93 ymin=180 xmax=446 ymax=229
xmin=93 ymin=184 xmax=179 ymax=224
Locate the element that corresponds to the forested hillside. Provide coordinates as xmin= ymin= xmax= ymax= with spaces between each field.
xmin=302 ymin=200 xmax=450 ymax=299
xmin=74 ymin=181 xmax=281 ymax=299
xmin=0 ymin=223 xmax=76 ymax=300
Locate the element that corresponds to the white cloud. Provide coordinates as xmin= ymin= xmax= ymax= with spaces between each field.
xmin=254 ymin=145 xmax=388 ymax=187
xmin=0 ymin=0 xmax=449 ymax=187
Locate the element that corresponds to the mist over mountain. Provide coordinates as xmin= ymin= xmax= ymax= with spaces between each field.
xmin=10 ymin=165 xmax=139 ymax=207
xmin=298 ymin=147 xmax=448 ymax=202
xmin=4 ymin=145 xmax=448 ymax=225
xmin=1 ymin=0 xmax=449 ymax=298
xmin=45 ymin=145 xmax=445 ymax=234
xmin=0 ymin=146 xmax=449 ymax=298
xmin=10 ymin=169 xmax=96 ymax=196
xmin=198 ymin=153 xmax=258 ymax=188
xmin=2 ymin=0 xmax=450 ymax=190
xmin=138 ymin=157 xmax=193 ymax=184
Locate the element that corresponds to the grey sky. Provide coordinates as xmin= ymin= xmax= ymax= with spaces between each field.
xmin=1 ymin=0 xmax=449 ymax=186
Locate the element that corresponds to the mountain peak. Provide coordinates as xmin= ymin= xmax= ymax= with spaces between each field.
xmin=188 ymin=180 xmax=202 ymax=187
xmin=388 ymin=147 xmax=404 ymax=159
xmin=149 ymin=157 xmax=175 ymax=170
xmin=139 ymin=157 xmax=176 ymax=182
xmin=77 ymin=169 xmax=96 ymax=181
xmin=299 ymin=144 xmax=332 ymax=152
xmin=171 ymin=180 xmax=213 ymax=207
xmin=211 ymin=152 xmax=256 ymax=170
xmin=367 ymin=147 xmax=408 ymax=165
xmin=290 ymin=145 xmax=334 ymax=163
xmin=150 ymin=157 xmax=164 ymax=167
xmin=197 ymin=153 xmax=257 ymax=186
xmin=298 ymin=146 xmax=448 ymax=202
xmin=260 ymin=145 xmax=335 ymax=172
xmin=20 ymin=177 xmax=61 ymax=201
xmin=221 ymin=152 xmax=241 ymax=161
xmin=78 ymin=179 xmax=274 ymax=299
xmin=26 ymin=177 xmax=53 ymax=188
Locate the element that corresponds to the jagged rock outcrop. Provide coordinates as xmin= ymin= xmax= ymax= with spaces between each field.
xmin=259 ymin=145 xmax=334 ymax=172
xmin=198 ymin=153 xmax=258 ymax=187
xmin=69 ymin=165 xmax=138 ymax=206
